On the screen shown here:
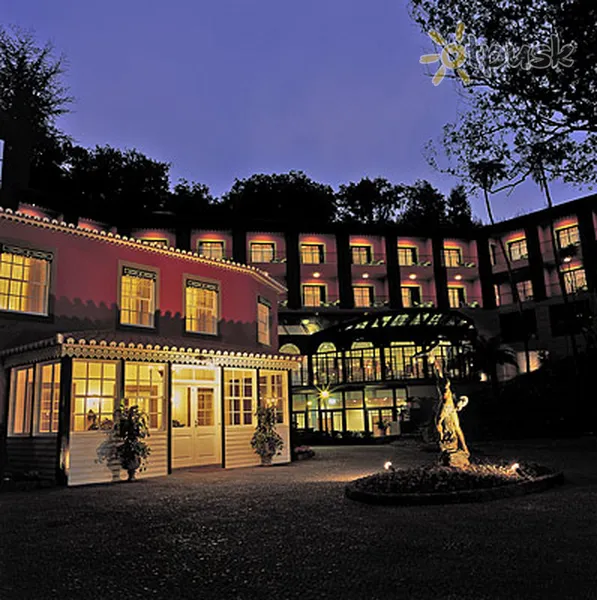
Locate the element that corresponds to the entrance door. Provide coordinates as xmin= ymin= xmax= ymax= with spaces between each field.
xmin=172 ymin=386 xmax=221 ymax=468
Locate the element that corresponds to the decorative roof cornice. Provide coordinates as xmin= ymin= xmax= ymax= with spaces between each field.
xmin=0 ymin=207 xmax=286 ymax=293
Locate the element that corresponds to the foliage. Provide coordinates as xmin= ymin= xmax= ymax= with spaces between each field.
xmin=335 ymin=177 xmax=405 ymax=224
xmin=352 ymin=461 xmax=552 ymax=495
xmin=221 ymin=171 xmax=336 ymax=226
xmin=251 ymin=405 xmax=284 ymax=460
xmin=109 ymin=403 xmax=151 ymax=472
xmin=412 ymin=0 xmax=597 ymax=194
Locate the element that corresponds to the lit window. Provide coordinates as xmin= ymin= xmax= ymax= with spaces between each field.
xmin=556 ymin=226 xmax=580 ymax=249
xmin=494 ymin=284 xmax=501 ymax=306
xmin=259 ymin=371 xmax=287 ymax=424
xmin=353 ymin=286 xmax=374 ymax=307
xmin=37 ymin=362 xmax=61 ymax=434
xmin=250 ymin=243 xmax=275 ymax=263
xmin=448 ymin=287 xmax=466 ymax=308
xmin=196 ymin=388 xmax=215 ymax=426
xmin=563 ymin=268 xmax=587 ymax=294
xmin=185 ymin=280 xmax=218 ymax=334
xmin=124 ymin=363 xmax=166 ymax=429
xmin=225 ymin=369 xmax=255 ymax=426
xmin=303 ymin=285 xmax=325 ymax=307
xmin=198 ymin=241 xmax=225 ymax=260
xmin=141 ymin=238 xmax=168 ymax=248
xmin=120 ymin=266 xmax=156 ymax=327
xmin=443 ymin=248 xmax=463 ymax=267
xmin=516 ymin=280 xmax=533 ymax=301
xmin=401 ymin=286 xmax=421 ymax=307
xmin=8 ymin=366 xmax=34 ymax=435
xmin=257 ymin=298 xmax=272 ymax=345
xmin=398 ymin=247 xmax=418 ymax=266
xmin=351 ymin=246 xmax=372 ymax=265
xmin=71 ymin=360 xmax=117 ymax=432
xmin=508 ymin=239 xmax=528 ymax=261
xmin=0 ymin=245 xmax=52 ymax=315
xmin=301 ymin=244 xmax=325 ymax=264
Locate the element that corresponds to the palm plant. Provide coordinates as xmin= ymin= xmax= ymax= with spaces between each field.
xmin=466 ymin=334 xmax=519 ymax=396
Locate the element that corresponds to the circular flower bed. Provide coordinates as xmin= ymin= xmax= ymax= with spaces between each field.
xmin=345 ymin=460 xmax=564 ymax=505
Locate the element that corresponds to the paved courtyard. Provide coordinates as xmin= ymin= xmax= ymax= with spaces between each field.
xmin=1 ymin=438 xmax=596 ymax=600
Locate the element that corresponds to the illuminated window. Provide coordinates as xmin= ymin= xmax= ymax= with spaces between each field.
xmin=198 ymin=241 xmax=225 ymax=260
xmin=120 ymin=266 xmax=156 ymax=327
xmin=351 ymin=246 xmax=372 ymax=265
xmin=71 ymin=360 xmax=117 ymax=432
xmin=448 ymin=286 xmax=466 ymax=308
xmin=516 ymin=280 xmax=534 ymax=301
xmin=563 ymin=268 xmax=587 ymax=294
xmin=301 ymin=244 xmax=325 ymax=264
xmin=494 ymin=284 xmax=501 ymax=306
xmin=124 ymin=363 xmax=166 ymax=429
xmin=36 ymin=362 xmax=61 ymax=434
xmin=0 ymin=245 xmax=52 ymax=315
xmin=303 ymin=285 xmax=325 ymax=307
xmin=401 ymin=286 xmax=421 ymax=307
xmin=143 ymin=238 xmax=168 ymax=248
xmin=257 ymin=298 xmax=272 ymax=345
xmin=224 ymin=369 xmax=255 ymax=426
xmin=443 ymin=248 xmax=463 ymax=267
xmin=489 ymin=244 xmax=498 ymax=266
xmin=185 ymin=280 xmax=218 ymax=334
xmin=250 ymin=243 xmax=275 ymax=263
xmin=8 ymin=366 xmax=34 ymax=435
xmin=508 ymin=239 xmax=528 ymax=261
xmin=353 ymin=286 xmax=374 ymax=307
xmin=556 ymin=226 xmax=580 ymax=249
xmin=259 ymin=371 xmax=287 ymax=424
xmin=398 ymin=247 xmax=418 ymax=266
xmin=196 ymin=388 xmax=214 ymax=426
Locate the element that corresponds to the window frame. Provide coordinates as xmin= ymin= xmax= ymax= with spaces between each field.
xmin=556 ymin=225 xmax=580 ymax=249
xmin=443 ymin=248 xmax=463 ymax=268
xmin=353 ymin=285 xmax=374 ymax=307
xmin=516 ymin=280 xmax=534 ymax=302
xmin=250 ymin=242 xmax=276 ymax=264
xmin=350 ymin=245 xmax=373 ymax=265
xmin=119 ymin=263 xmax=158 ymax=329
xmin=563 ymin=267 xmax=587 ymax=294
xmin=34 ymin=360 xmax=61 ymax=435
xmin=0 ymin=244 xmax=53 ymax=316
xmin=184 ymin=276 xmax=220 ymax=336
xmin=447 ymin=286 xmax=466 ymax=308
xmin=300 ymin=243 xmax=325 ymax=264
xmin=123 ymin=362 xmax=167 ymax=431
xmin=397 ymin=246 xmax=418 ymax=267
xmin=257 ymin=297 xmax=272 ymax=346
xmin=401 ymin=285 xmax=422 ymax=307
xmin=197 ymin=240 xmax=226 ymax=260
xmin=507 ymin=238 xmax=528 ymax=262
xmin=224 ymin=369 xmax=256 ymax=427
xmin=302 ymin=284 xmax=326 ymax=307
xmin=259 ymin=370 xmax=288 ymax=424
xmin=141 ymin=238 xmax=169 ymax=248
xmin=7 ymin=365 xmax=35 ymax=436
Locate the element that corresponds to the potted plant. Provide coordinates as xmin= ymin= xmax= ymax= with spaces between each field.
xmin=251 ymin=405 xmax=284 ymax=466
xmin=112 ymin=403 xmax=151 ymax=481
xmin=376 ymin=418 xmax=391 ymax=436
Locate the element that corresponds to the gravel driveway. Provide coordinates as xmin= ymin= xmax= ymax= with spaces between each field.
xmin=1 ymin=439 xmax=596 ymax=600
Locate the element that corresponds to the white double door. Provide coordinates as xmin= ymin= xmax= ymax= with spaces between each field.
xmin=172 ymin=386 xmax=221 ymax=468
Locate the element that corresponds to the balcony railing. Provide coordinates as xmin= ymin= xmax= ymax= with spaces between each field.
xmin=398 ymin=253 xmax=433 ymax=268
xmin=442 ymin=255 xmax=477 ymax=268
xmin=350 ymin=252 xmax=386 ymax=266
xmin=249 ymin=254 xmax=287 ymax=264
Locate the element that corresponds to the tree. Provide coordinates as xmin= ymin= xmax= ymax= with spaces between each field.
xmin=221 ymin=171 xmax=336 ymax=226
xmin=166 ymin=179 xmax=222 ymax=220
xmin=335 ymin=177 xmax=405 ymax=224
xmin=399 ymin=180 xmax=446 ymax=229
xmin=0 ymin=27 xmax=72 ymax=199
xmin=63 ymin=145 xmax=170 ymax=226
xmin=445 ymin=184 xmax=474 ymax=229
xmin=411 ymin=0 xmax=597 ymax=190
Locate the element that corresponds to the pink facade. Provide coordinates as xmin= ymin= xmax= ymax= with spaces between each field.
xmin=0 ymin=211 xmax=284 ymax=354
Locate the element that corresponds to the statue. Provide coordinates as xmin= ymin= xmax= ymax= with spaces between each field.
xmin=432 ymin=357 xmax=470 ymax=468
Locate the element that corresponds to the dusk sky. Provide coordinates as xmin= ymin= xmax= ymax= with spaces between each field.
xmin=1 ymin=0 xmax=588 ymax=221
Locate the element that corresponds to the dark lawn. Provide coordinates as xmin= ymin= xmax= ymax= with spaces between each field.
xmin=1 ymin=438 xmax=596 ymax=600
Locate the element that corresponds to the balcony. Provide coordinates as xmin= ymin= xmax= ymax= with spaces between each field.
xmin=398 ymin=253 xmax=433 ymax=268
xmin=442 ymin=254 xmax=477 ymax=269
xmin=248 ymin=252 xmax=287 ymax=265
xmin=350 ymin=252 xmax=387 ymax=266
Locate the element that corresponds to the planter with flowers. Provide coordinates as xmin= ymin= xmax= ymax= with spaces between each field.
xmin=251 ymin=405 xmax=284 ymax=466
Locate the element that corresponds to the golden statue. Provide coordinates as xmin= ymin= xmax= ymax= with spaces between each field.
xmin=432 ymin=357 xmax=470 ymax=468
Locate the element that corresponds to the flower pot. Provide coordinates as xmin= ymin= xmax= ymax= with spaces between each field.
xmin=261 ymin=455 xmax=274 ymax=467
xmin=124 ymin=457 xmax=141 ymax=481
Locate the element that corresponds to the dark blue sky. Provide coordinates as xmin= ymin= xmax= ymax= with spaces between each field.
xmin=1 ymin=0 xmax=586 ymax=221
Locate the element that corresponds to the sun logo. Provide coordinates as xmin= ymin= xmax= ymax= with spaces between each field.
xmin=420 ymin=22 xmax=470 ymax=86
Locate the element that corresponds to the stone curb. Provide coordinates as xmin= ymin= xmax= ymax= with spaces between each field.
xmin=345 ymin=471 xmax=565 ymax=505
